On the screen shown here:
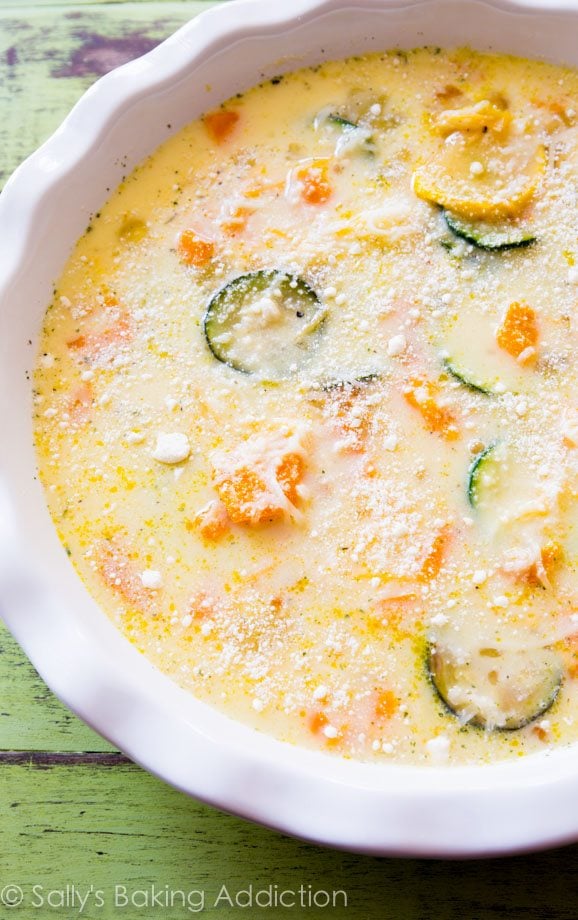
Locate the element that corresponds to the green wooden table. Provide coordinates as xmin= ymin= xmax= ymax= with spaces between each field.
xmin=2 ymin=3 xmax=578 ymax=917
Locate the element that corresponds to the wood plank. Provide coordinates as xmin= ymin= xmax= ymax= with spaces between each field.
xmin=0 ymin=3 xmax=219 ymax=751
xmin=0 ymin=0 xmax=218 ymax=5
xmin=0 ymin=0 xmax=228 ymax=753
xmin=0 ymin=2 xmax=219 ymax=186
xmin=0 ymin=623 xmax=116 ymax=751
xmin=0 ymin=0 xmax=221 ymax=8
xmin=2 ymin=761 xmax=578 ymax=919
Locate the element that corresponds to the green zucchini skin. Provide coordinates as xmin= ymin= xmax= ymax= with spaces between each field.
xmin=467 ymin=443 xmax=497 ymax=509
xmin=316 ymin=110 xmax=376 ymax=156
xmin=203 ymin=270 xmax=324 ymax=378
xmin=320 ymin=372 xmax=381 ymax=392
xmin=443 ymin=210 xmax=537 ymax=251
xmin=427 ymin=641 xmax=562 ymax=732
xmin=443 ymin=359 xmax=492 ymax=396
xmin=327 ymin=113 xmax=358 ymax=130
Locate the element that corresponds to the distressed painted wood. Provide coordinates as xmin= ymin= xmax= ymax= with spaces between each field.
xmin=0 ymin=625 xmax=116 ymax=751
xmin=4 ymin=763 xmax=578 ymax=920
xmin=0 ymin=0 xmax=219 ymax=754
xmin=3 ymin=3 xmax=578 ymax=917
xmin=0 ymin=1 xmax=220 ymax=186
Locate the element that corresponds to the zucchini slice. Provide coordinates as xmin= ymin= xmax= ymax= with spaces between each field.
xmin=439 ymin=308 xmax=536 ymax=396
xmin=443 ymin=358 xmax=492 ymax=395
xmin=443 ymin=210 xmax=536 ymax=251
xmin=327 ymin=113 xmax=357 ymax=130
xmin=428 ymin=640 xmax=562 ymax=730
xmin=467 ymin=443 xmax=498 ymax=509
xmin=314 ymin=108 xmax=375 ymax=156
xmin=203 ymin=270 xmax=325 ymax=378
xmin=320 ymin=372 xmax=381 ymax=392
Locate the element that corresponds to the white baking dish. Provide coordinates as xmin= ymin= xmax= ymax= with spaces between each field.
xmin=2 ymin=0 xmax=578 ymax=857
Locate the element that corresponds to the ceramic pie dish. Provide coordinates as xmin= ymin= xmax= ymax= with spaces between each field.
xmin=3 ymin=0 xmax=578 ymax=857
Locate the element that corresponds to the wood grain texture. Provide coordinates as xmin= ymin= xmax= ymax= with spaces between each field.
xmin=3 ymin=762 xmax=578 ymax=920
xmin=0 ymin=1 xmax=219 ymax=186
xmin=0 ymin=625 xmax=117 ymax=752
xmin=3 ymin=3 xmax=578 ymax=917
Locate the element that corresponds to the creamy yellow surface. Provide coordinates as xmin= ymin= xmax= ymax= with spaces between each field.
xmin=33 ymin=48 xmax=578 ymax=765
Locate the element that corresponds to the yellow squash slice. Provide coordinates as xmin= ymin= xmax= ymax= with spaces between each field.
xmin=413 ymin=142 xmax=546 ymax=221
xmin=434 ymin=99 xmax=512 ymax=138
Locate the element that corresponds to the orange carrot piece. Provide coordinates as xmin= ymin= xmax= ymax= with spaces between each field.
xmin=67 ymin=335 xmax=86 ymax=350
xmin=220 ymin=206 xmax=254 ymax=237
xmin=95 ymin=539 xmax=153 ymax=611
xmin=532 ymin=96 xmax=574 ymax=127
xmin=307 ymin=709 xmax=340 ymax=744
xmin=404 ymin=378 xmax=459 ymax=440
xmin=375 ymin=689 xmax=398 ymax=719
xmin=525 ymin=540 xmax=563 ymax=587
xmin=541 ymin=541 xmax=563 ymax=575
xmin=67 ymin=316 xmax=131 ymax=360
xmin=203 ymin=109 xmax=240 ymax=144
xmin=215 ymin=463 xmax=302 ymax=526
xmin=213 ymin=448 xmax=305 ymax=526
xmin=216 ymin=468 xmax=273 ymax=525
xmin=68 ymin=383 xmax=93 ymax=426
xmin=276 ymin=453 xmax=305 ymax=507
xmin=186 ymin=590 xmax=217 ymax=621
xmin=420 ymin=526 xmax=452 ymax=581
xmin=177 ymin=229 xmax=215 ymax=267
xmin=496 ymin=301 xmax=538 ymax=360
xmin=313 ymin=383 xmax=374 ymax=452
xmin=297 ymin=161 xmax=333 ymax=205
xmin=308 ymin=710 xmax=329 ymax=734
xmin=190 ymin=500 xmax=229 ymax=541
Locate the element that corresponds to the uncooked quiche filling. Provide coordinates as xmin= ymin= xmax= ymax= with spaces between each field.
xmin=33 ymin=47 xmax=578 ymax=764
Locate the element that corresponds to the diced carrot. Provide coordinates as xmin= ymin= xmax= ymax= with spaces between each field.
xmin=419 ymin=526 xmax=452 ymax=581
xmin=532 ymin=724 xmax=549 ymax=742
xmin=67 ymin=315 xmax=131 ymax=361
xmin=212 ymin=437 xmax=306 ymax=527
xmin=177 ymin=229 xmax=216 ymax=267
xmin=95 ymin=539 xmax=153 ymax=611
xmin=67 ymin=335 xmax=86 ymax=350
xmin=313 ymin=383 xmax=374 ymax=452
xmin=276 ymin=453 xmax=305 ymax=507
xmin=243 ymin=181 xmax=285 ymax=199
xmin=496 ymin=301 xmax=538 ymax=360
xmin=203 ymin=109 xmax=240 ymax=144
xmin=532 ymin=97 xmax=574 ymax=128
xmin=219 ymin=206 xmax=254 ymax=236
xmin=404 ymin=377 xmax=459 ymax=440
xmin=375 ymin=689 xmax=398 ymax=719
xmin=215 ymin=466 xmax=295 ymax=526
xmin=307 ymin=709 xmax=341 ymax=744
xmin=567 ymin=635 xmax=578 ymax=679
xmin=68 ymin=383 xmax=93 ymax=426
xmin=525 ymin=540 xmax=563 ymax=588
xmin=190 ymin=499 xmax=230 ymax=541
xmin=434 ymin=84 xmax=463 ymax=103
xmin=374 ymin=593 xmax=420 ymax=642
xmin=186 ymin=590 xmax=216 ymax=621
xmin=308 ymin=710 xmax=328 ymax=734
xmin=562 ymin=409 xmax=578 ymax=448
xmin=297 ymin=160 xmax=333 ymax=205
xmin=541 ymin=541 xmax=563 ymax=576
xmin=216 ymin=468 xmax=270 ymax=525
